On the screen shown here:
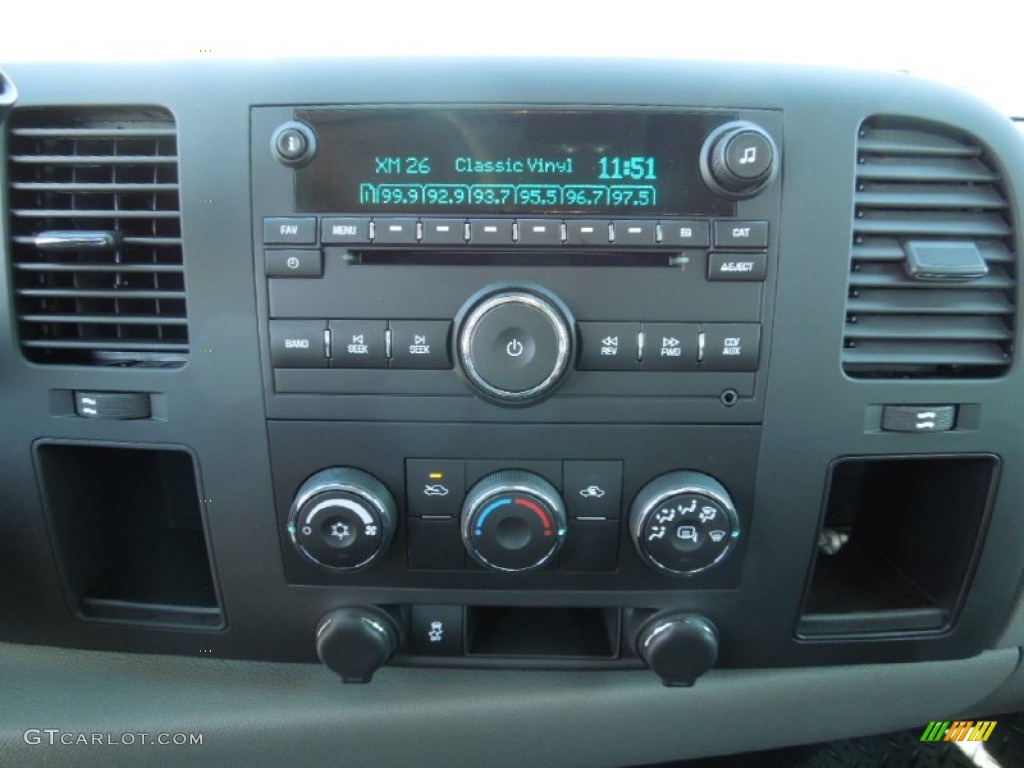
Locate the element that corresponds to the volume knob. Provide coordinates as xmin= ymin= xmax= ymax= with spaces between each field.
xmin=701 ymin=121 xmax=778 ymax=199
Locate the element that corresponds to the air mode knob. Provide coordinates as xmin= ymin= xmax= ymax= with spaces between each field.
xmin=701 ymin=121 xmax=778 ymax=199
xmin=629 ymin=471 xmax=740 ymax=575
xmin=461 ymin=470 xmax=567 ymax=572
xmin=288 ymin=467 xmax=397 ymax=571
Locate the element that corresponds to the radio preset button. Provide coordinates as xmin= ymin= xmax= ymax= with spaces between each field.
xmin=263 ymin=217 xmax=317 ymax=245
xmin=517 ymin=219 xmax=563 ymax=246
xmin=566 ymin=220 xmax=611 ymax=246
xmin=577 ymin=322 xmax=641 ymax=370
xmin=707 ymin=252 xmax=766 ymax=282
xmin=266 ymin=249 xmax=323 ymax=278
xmin=659 ymin=220 xmax=710 ymax=247
xmin=373 ymin=217 xmax=418 ymax=244
xmin=269 ymin=320 xmax=327 ymax=368
xmin=421 ymin=219 xmax=467 ymax=245
xmin=640 ymin=323 xmax=700 ymax=371
xmin=322 ymin=217 xmax=371 ymax=245
xmin=329 ymin=320 xmax=388 ymax=368
xmin=702 ymin=324 xmax=761 ymax=371
xmin=612 ymin=220 xmax=657 ymax=246
xmin=468 ymin=219 xmax=514 ymax=245
xmin=390 ymin=320 xmax=452 ymax=369
xmin=713 ymin=220 xmax=768 ymax=249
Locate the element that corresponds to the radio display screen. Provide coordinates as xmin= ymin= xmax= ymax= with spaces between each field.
xmin=294 ymin=109 xmax=734 ymax=216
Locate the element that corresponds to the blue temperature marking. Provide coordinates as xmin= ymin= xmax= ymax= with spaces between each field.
xmin=475 ymin=497 xmax=512 ymax=536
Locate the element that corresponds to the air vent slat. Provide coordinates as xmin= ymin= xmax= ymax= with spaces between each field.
xmin=12 ymin=209 xmax=180 ymax=219
xmin=843 ymin=342 xmax=1008 ymax=367
xmin=10 ymin=127 xmax=177 ymax=138
xmin=848 ymin=290 xmax=1013 ymax=316
xmin=844 ymin=315 xmax=1012 ymax=342
xmin=13 ymin=235 xmax=183 ymax=247
xmin=11 ymin=182 xmax=179 ymax=193
xmin=856 ymin=156 xmax=998 ymax=183
xmin=853 ymin=211 xmax=1010 ymax=238
xmin=843 ymin=117 xmax=1016 ymax=378
xmin=855 ymin=183 xmax=1007 ymax=210
xmin=7 ymin=106 xmax=189 ymax=367
xmin=20 ymin=313 xmax=188 ymax=326
xmin=857 ymin=128 xmax=980 ymax=157
xmin=849 ymin=264 xmax=1014 ymax=290
xmin=22 ymin=340 xmax=190 ymax=352
xmin=14 ymin=262 xmax=184 ymax=274
xmin=16 ymin=288 xmax=184 ymax=300
xmin=9 ymin=154 xmax=179 ymax=165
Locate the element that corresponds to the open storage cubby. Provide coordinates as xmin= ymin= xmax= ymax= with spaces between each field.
xmin=36 ymin=442 xmax=222 ymax=628
xmin=798 ymin=454 xmax=997 ymax=637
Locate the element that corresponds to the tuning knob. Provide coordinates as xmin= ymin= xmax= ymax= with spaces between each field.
xmin=636 ymin=612 xmax=719 ymax=687
xmin=288 ymin=468 xmax=397 ymax=571
xmin=461 ymin=470 xmax=567 ymax=572
xmin=316 ymin=607 xmax=401 ymax=683
xmin=700 ymin=121 xmax=778 ymax=199
xmin=629 ymin=471 xmax=740 ymax=575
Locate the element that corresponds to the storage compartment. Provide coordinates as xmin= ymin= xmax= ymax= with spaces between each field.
xmin=798 ymin=455 xmax=997 ymax=636
xmin=36 ymin=443 xmax=222 ymax=628
xmin=466 ymin=607 xmax=619 ymax=658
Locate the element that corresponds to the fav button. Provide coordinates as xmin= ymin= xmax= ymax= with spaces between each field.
xmin=263 ymin=217 xmax=317 ymax=244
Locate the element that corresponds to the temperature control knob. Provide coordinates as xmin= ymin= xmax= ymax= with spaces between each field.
xmin=461 ymin=470 xmax=567 ymax=572
xmin=288 ymin=468 xmax=397 ymax=571
xmin=700 ymin=121 xmax=778 ymax=199
xmin=629 ymin=471 xmax=740 ymax=575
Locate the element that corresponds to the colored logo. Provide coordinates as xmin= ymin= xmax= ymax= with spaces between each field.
xmin=920 ymin=720 xmax=997 ymax=742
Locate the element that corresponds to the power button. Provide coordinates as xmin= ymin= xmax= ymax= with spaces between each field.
xmin=457 ymin=288 xmax=574 ymax=405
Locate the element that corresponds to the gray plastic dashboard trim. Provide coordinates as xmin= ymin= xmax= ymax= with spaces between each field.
xmin=0 ymin=643 xmax=1015 ymax=767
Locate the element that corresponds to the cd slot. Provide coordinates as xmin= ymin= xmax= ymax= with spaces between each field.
xmin=349 ymin=249 xmax=680 ymax=268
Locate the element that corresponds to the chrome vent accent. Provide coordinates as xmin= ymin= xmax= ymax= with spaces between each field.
xmin=7 ymin=106 xmax=187 ymax=366
xmin=843 ymin=117 xmax=1016 ymax=378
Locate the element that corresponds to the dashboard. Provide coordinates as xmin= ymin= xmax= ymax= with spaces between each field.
xmin=1 ymin=58 xmax=1024 ymax=765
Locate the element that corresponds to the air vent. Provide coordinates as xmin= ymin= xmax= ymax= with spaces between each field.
xmin=7 ymin=107 xmax=188 ymax=366
xmin=844 ymin=117 xmax=1016 ymax=378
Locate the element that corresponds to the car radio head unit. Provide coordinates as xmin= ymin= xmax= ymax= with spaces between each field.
xmin=292 ymin=108 xmax=736 ymax=216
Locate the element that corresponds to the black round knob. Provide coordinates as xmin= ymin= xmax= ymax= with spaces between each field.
xmin=288 ymin=468 xmax=397 ymax=571
xmin=636 ymin=612 xmax=719 ymax=687
xmin=629 ymin=471 xmax=740 ymax=575
xmin=271 ymin=120 xmax=317 ymax=167
xmin=700 ymin=121 xmax=778 ymax=199
xmin=455 ymin=285 xmax=574 ymax=405
xmin=461 ymin=470 xmax=567 ymax=572
xmin=316 ymin=607 xmax=401 ymax=684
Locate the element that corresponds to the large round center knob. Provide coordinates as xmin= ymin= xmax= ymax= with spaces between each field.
xmin=456 ymin=287 xmax=574 ymax=405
